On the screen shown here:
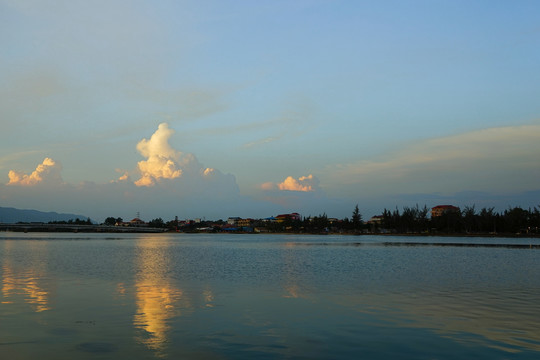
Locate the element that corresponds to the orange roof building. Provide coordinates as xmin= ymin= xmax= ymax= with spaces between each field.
xmin=431 ymin=205 xmax=460 ymax=217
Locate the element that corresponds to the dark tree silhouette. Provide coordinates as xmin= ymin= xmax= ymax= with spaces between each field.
xmin=351 ymin=204 xmax=362 ymax=231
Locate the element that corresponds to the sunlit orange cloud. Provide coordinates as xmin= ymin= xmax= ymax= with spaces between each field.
xmin=7 ymin=157 xmax=62 ymax=186
xmin=112 ymin=169 xmax=130 ymax=183
xmin=260 ymin=174 xmax=319 ymax=192
xmin=278 ymin=174 xmax=317 ymax=192
xmin=203 ymin=167 xmax=216 ymax=177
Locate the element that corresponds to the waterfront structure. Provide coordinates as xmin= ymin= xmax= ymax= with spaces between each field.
xmin=276 ymin=213 xmax=301 ymax=222
xmin=116 ymin=218 xmax=148 ymax=227
xmin=431 ymin=205 xmax=460 ymax=217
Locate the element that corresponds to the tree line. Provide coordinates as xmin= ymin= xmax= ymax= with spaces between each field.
xmin=259 ymin=204 xmax=540 ymax=235
xmin=48 ymin=218 xmax=92 ymax=225
xmin=100 ymin=204 xmax=540 ymax=235
xmin=380 ymin=204 xmax=540 ymax=234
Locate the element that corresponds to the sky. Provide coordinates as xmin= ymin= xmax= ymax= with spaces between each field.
xmin=1 ymin=0 xmax=540 ymax=222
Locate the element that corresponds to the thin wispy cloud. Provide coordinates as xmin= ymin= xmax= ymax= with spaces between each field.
xmin=243 ymin=135 xmax=283 ymax=149
xmin=326 ymin=123 xmax=540 ymax=196
xmin=0 ymin=151 xmax=43 ymax=171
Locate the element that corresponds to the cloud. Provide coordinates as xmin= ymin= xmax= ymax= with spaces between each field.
xmin=256 ymin=174 xmax=336 ymax=216
xmin=132 ymin=122 xmax=242 ymax=191
xmin=260 ymin=182 xmax=277 ymax=191
xmin=0 ymin=123 xmax=274 ymax=221
xmin=7 ymin=158 xmax=62 ymax=186
xmin=326 ymin=123 xmax=540 ymax=196
xmin=0 ymin=0 xmax=220 ymax=145
xmin=0 ymin=157 xmax=254 ymax=222
xmin=242 ymin=135 xmax=283 ymax=149
xmin=238 ymin=105 xmax=315 ymax=150
xmin=132 ymin=122 xmax=241 ymax=191
xmin=134 ymin=123 xmax=184 ymax=187
xmin=0 ymin=151 xmax=43 ymax=172
xmin=278 ymin=174 xmax=319 ymax=192
xmin=261 ymin=174 xmax=320 ymax=192
xmin=110 ymin=168 xmax=131 ymax=184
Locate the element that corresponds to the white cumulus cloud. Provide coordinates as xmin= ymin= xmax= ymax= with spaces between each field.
xmin=0 ymin=122 xmax=255 ymax=220
xmin=133 ymin=123 xmax=235 ymax=190
xmin=135 ymin=123 xmax=183 ymax=187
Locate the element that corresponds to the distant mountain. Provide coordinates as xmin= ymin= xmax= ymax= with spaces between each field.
xmin=0 ymin=207 xmax=90 ymax=224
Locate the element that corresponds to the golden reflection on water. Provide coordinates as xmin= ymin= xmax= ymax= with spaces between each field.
xmin=132 ymin=237 xmax=189 ymax=355
xmin=203 ymin=288 xmax=214 ymax=308
xmin=1 ymin=241 xmax=51 ymax=312
xmin=281 ymin=243 xmax=305 ymax=299
xmin=116 ymin=282 xmax=127 ymax=296
xmin=133 ymin=280 xmax=184 ymax=352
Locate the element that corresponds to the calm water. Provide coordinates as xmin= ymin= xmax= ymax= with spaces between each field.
xmin=1 ymin=233 xmax=539 ymax=359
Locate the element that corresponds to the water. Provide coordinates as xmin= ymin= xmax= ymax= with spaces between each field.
xmin=1 ymin=233 xmax=539 ymax=359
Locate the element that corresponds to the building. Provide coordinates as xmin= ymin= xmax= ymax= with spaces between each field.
xmin=237 ymin=218 xmax=253 ymax=227
xmin=116 ymin=218 xmax=147 ymax=227
xmin=367 ymin=215 xmax=384 ymax=225
xmin=227 ymin=217 xmax=241 ymax=226
xmin=275 ymin=213 xmax=301 ymax=222
xmin=431 ymin=205 xmax=460 ymax=217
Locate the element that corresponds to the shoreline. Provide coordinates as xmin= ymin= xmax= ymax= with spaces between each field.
xmin=1 ymin=223 xmax=539 ymax=238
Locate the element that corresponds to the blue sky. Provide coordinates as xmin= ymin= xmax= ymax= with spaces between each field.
xmin=1 ymin=0 xmax=539 ymax=222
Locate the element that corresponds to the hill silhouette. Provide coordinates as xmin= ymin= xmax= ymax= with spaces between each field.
xmin=0 ymin=207 xmax=89 ymax=224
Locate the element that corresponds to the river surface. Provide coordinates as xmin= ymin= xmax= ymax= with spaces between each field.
xmin=1 ymin=233 xmax=539 ymax=359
